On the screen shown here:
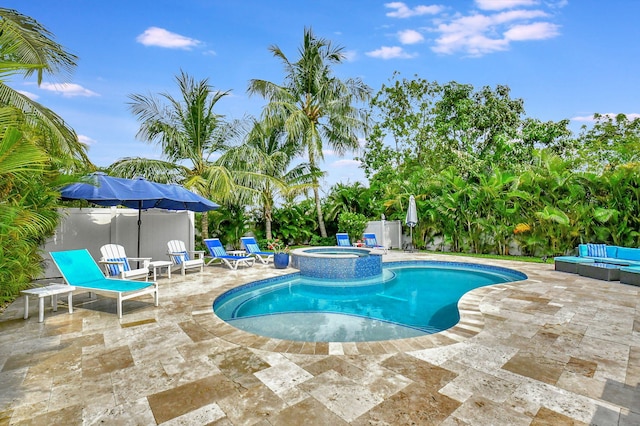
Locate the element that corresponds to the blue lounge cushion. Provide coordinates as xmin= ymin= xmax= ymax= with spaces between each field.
xmin=174 ymin=251 xmax=190 ymax=264
xmin=615 ymin=247 xmax=640 ymax=262
xmin=578 ymin=244 xmax=588 ymax=256
xmin=586 ymin=243 xmax=607 ymax=257
xmin=107 ymin=257 xmax=130 ymax=276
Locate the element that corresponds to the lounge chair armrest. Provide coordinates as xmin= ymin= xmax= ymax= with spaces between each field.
xmin=128 ymin=257 xmax=152 ymax=267
xmin=191 ymin=250 xmax=205 ymax=260
xmin=99 ymin=259 xmax=126 ymax=265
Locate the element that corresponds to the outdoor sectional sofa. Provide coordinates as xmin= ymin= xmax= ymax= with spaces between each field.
xmin=554 ymin=243 xmax=640 ymax=286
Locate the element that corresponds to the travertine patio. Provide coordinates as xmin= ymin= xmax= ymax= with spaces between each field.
xmin=0 ymin=252 xmax=638 ymax=425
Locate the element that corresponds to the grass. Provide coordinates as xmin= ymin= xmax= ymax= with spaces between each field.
xmin=417 ymin=250 xmax=550 ymax=263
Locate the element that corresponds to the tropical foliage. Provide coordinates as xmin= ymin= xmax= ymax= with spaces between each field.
xmin=0 ymin=8 xmax=92 ymax=302
xmin=248 ymin=27 xmax=371 ymax=237
xmin=5 ymin=8 xmax=640 ymax=309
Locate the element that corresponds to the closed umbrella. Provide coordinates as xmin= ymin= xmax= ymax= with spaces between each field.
xmin=59 ymin=172 xmax=219 ymax=257
xmin=405 ymin=195 xmax=418 ymax=252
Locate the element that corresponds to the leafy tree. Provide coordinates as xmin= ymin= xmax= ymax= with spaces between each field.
xmin=248 ymin=27 xmax=371 ymax=237
xmin=0 ymin=9 xmax=91 ymax=302
xmin=0 ymin=8 xmax=89 ymax=166
xmin=218 ymin=118 xmax=317 ymax=239
xmin=576 ymin=113 xmax=640 ymax=172
xmin=110 ymin=70 xmax=241 ymax=240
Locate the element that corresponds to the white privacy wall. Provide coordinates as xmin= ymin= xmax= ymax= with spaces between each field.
xmin=363 ymin=220 xmax=403 ymax=249
xmin=42 ymin=207 xmax=195 ymax=279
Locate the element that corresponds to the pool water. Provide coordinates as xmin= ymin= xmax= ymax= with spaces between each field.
xmin=213 ymin=261 xmax=526 ymax=342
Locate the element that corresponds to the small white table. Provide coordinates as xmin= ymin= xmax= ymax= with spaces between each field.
xmin=22 ymin=284 xmax=75 ymax=322
xmin=148 ymin=260 xmax=172 ymax=280
xmin=228 ymin=250 xmax=246 ymax=256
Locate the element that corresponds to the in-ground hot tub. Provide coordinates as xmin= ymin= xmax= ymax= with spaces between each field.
xmin=290 ymin=246 xmax=382 ymax=280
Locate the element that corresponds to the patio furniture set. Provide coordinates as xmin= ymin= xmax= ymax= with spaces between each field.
xmin=554 ymin=243 xmax=640 ymax=285
xmin=22 ymin=237 xmax=279 ymax=322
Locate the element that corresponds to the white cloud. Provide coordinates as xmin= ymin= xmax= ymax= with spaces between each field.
xmin=136 ymin=27 xmax=201 ymax=49
xmin=366 ymin=46 xmax=417 ymax=59
xmin=431 ymin=9 xmax=559 ymax=56
xmin=572 ymin=113 xmax=640 ymax=122
xmin=504 ymin=22 xmax=559 ymax=40
xmin=332 ymin=159 xmax=361 ymax=168
xmin=398 ymin=29 xmax=424 ymax=44
xmin=18 ymin=90 xmax=38 ymax=100
xmin=475 ymin=0 xmax=538 ymax=11
xmin=385 ymin=2 xmax=443 ymax=18
xmin=39 ymin=82 xmax=99 ymax=97
xmin=342 ymin=49 xmax=358 ymax=61
xmin=78 ymin=134 xmax=96 ymax=145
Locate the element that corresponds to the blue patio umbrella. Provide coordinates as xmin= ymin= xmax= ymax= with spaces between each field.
xmin=405 ymin=195 xmax=418 ymax=252
xmin=59 ymin=172 xmax=219 ymax=257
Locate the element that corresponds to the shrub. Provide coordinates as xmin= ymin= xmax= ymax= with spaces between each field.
xmin=338 ymin=212 xmax=368 ymax=242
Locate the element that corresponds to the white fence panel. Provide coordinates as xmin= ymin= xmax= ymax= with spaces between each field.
xmin=364 ymin=220 xmax=402 ymax=249
xmin=42 ymin=207 xmax=195 ymax=279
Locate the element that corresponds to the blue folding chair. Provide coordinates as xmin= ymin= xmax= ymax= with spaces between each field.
xmin=363 ymin=233 xmax=387 ymax=253
xmin=204 ymin=238 xmax=255 ymax=269
xmin=336 ymin=233 xmax=352 ymax=247
xmin=240 ymin=236 xmax=274 ymax=264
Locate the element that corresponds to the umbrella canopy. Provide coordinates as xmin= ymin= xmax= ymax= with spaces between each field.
xmin=59 ymin=172 xmax=219 ymax=256
xmin=405 ymin=195 xmax=418 ymax=228
xmin=405 ymin=195 xmax=418 ymax=252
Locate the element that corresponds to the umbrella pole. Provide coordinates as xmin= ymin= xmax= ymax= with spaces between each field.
xmin=137 ymin=202 xmax=142 ymax=267
xmin=410 ymin=227 xmax=413 ymax=253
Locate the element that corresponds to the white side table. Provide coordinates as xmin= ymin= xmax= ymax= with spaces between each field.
xmin=148 ymin=260 xmax=172 ymax=281
xmin=227 ymin=250 xmax=246 ymax=256
xmin=22 ymin=284 xmax=75 ymax=322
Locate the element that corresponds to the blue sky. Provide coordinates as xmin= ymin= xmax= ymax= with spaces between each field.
xmin=5 ymin=0 xmax=640 ymax=189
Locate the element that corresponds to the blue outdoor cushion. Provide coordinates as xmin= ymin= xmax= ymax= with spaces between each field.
xmin=247 ymin=243 xmax=260 ymax=253
xmin=174 ymin=251 xmax=190 ymax=264
xmin=586 ymin=244 xmax=607 ymax=257
xmin=615 ymin=247 xmax=640 ymax=262
xmin=578 ymin=244 xmax=588 ymax=257
xmin=212 ymin=246 xmax=226 ymax=257
xmin=107 ymin=257 xmax=130 ymax=276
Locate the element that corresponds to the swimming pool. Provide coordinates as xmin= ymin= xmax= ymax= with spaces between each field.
xmin=213 ymin=261 xmax=527 ymax=342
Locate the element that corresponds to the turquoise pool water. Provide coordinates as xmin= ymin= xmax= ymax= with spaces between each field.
xmin=213 ymin=261 xmax=527 ymax=342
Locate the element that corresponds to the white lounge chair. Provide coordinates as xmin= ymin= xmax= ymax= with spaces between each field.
xmin=204 ymin=238 xmax=255 ymax=270
xmin=167 ymin=240 xmax=205 ymax=275
xmin=50 ymin=249 xmax=158 ymax=319
xmin=99 ymin=244 xmax=151 ymax=281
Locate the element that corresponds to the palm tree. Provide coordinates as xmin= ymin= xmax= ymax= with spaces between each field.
xmin=218 ymin=118 xmax=317 ymax=239
xmin=0 ymin=8 xmax=90 ymax=165
xmin=248 ymin=27 xmax=371 ymax=237
xmin=109 ymin=70 xmax=240 ymax=240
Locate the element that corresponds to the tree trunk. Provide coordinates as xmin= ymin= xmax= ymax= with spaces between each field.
xmin=314 ymin=186 xmax=327 ymax=237
xmin=200 ymin=212 xmax=209 ymax=241
xmin=265 ymin=205 xmax=273 ymax=240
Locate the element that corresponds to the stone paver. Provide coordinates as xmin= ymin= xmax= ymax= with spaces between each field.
xmin=0 ymin=252 xmax=638 ymax=425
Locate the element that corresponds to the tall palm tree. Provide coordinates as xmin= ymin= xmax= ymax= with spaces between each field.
xmin=248 ymin=27 xmax=371 ymax=237
xmin=0 ymin=8 xmax=89 ymax=166
xmin=109 ymin=70 xmax=240 ymax=240
xmin=218 ymin=118 xmax=318 ymax=239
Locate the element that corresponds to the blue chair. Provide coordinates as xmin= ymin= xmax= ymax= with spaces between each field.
xmin=204 ymin=238 xmax=255 ymax=270
xmin=50 ymin=249 xmax=159 ymax=318
xmin=363 ymin=233 xmax=387 ymax=253
xmin=336 ymin=233 xmax=352 ymax=247
xmin=240 ymin=237 xmax=274 ymax=264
